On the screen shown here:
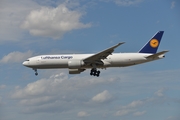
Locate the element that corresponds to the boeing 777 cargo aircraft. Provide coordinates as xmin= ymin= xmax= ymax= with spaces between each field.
xmin=23 ymin=31 xmax=168 ymax=77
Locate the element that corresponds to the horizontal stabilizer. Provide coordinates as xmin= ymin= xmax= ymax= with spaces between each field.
xmin=146 ymin=50 xmax=169 ymax=59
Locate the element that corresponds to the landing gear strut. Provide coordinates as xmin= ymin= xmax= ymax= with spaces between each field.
xmin=90 ymin=68 xmax=100 ymax=77
xmin=33 ymin=68 xmax=38 ymax=76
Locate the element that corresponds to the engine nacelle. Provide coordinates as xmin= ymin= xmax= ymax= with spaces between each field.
xmin=69 ymin=69 xmax=85 ymax=74
xmin=68 ymin=60 xmax=84 ymax=69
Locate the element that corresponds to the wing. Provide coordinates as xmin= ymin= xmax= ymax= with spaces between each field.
xmin=83 ymin=42 xmax=125 ymax=64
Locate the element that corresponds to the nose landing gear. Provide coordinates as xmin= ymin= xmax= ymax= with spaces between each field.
xmin=90 ymin=68 xmax=100 ymax=77
xmin=33 ymin=68 xmax=38 ymax=76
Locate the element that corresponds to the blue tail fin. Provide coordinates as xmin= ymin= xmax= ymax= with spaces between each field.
xmin=138 ymin=31 xmax=164 ymax=53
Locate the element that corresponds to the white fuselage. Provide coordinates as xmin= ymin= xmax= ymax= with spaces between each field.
xmin=22 ymin=53 xmax=163 ymax=69
xmin=22 ymin=31 xmax=167 ymax=76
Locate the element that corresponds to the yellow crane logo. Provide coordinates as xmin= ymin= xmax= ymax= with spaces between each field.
xmin=150 ymin=39 xmax=159 ymax=48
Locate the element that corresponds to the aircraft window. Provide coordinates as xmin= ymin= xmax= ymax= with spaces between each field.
xmin=25 ymin=60 xmax=30 ymax=61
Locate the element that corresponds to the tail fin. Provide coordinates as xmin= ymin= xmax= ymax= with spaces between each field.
xmin=138 ymin=31 xmax=164 ymax=53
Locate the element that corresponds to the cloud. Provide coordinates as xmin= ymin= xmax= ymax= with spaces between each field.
xmin=114 ymin=86 xmax=172 ymax=117
xmin=0 ymin=0 xmax=90 ymax=41
xmin=11 ymin=72 xmax=118 ymax=113
xmin=0 ymin=96 xmax=3 ymax=106
xmin=114 ymin=99 xmax=146 ymax=116
xmin=171 ymin=1 xmax=175 ymax=9
xmin=0 ymin=50 xmax=33 ymax=63
xmin=0 ymin=0 xmax=40 ymax=42
xmin=154 ymin=88 xmax=167 ymax=97
xmin=12 ymin=73 xmax=117 ymax=99
xmin=115 ymin=109 xmax=133 ymax=116
xmin=77 ymin=111 xmax=90 ymax=117
xmin=9 ymin=69 xmax=180 ymax=116
xmin=122 ymin=100 xmax=144 ymax=109
xmin=19 ymin=96 xmax=55 ymax=106
xmin=92 ymin=90 xmax=113 ymax=103
xmin=0 ymin=85 xmax=6 ymax=89
xmin=133 ymin=111 xmax=146 ymax=116
xmin=166 ymin=116 xmax=180 ymax=120
xmin=101 ymin=0 xmax=143 ymax=6
xmin=21 ymin=4 xmax=91 ymax=39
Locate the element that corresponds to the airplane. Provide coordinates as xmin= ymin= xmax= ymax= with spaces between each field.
xmin=23 ymin=31 xmax=168 ymax=77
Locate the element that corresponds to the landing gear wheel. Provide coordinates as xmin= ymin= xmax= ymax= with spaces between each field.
xmin=33 ymin=69 xmax=38 ymax=76
xmin=97 ymin=71 xmax=100 ymax=77
xmin=90 ymin=69 xmax=100 ymax=77
xmin=90 ymin=69 xmax=94 ymax=75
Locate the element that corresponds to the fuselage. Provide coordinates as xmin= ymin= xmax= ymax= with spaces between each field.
xmin=22 ymin=53 xmax=163 ymax=69
xmin=22 ymin=31 xmax=168 ymax=76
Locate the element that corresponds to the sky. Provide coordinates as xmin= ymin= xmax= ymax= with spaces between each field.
xmin=0 ymin=0 xmax=180 ymax=120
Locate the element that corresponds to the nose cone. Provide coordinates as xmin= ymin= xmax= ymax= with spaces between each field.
xmin=22 ymin=61 xmax=28 ymax=66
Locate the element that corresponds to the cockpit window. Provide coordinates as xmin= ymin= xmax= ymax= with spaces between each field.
xmin=25 ymin=59 xmax=30 ymax=61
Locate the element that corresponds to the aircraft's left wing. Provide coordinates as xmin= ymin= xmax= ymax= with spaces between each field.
xmin=83 ymin=42 xmax=125 ymax=64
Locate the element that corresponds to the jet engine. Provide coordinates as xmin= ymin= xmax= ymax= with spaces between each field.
xmin=68 ymin=60 xmax=84 ymax=69
xmin=69 ymin=69 xmax=85 ymax=74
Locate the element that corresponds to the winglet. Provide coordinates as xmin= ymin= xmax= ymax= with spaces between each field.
xmin=138 ymin=31 xmax=164 ymax=53
xmin=116 ymin=42 xmax=125 ymax=48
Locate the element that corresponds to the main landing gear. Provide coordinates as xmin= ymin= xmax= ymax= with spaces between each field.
xmin=33 ymin=68 xmax=38 ymax=76
xmin=90 ymin=68 xmax=100 ymax=77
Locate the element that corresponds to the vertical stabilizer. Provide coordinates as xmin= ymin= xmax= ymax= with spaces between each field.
xmin=138 ymin=31 xmax=164 ymax=53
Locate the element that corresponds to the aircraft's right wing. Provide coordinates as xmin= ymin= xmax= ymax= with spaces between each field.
xmin=83 ymin=42 xmax=125 ymax=65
